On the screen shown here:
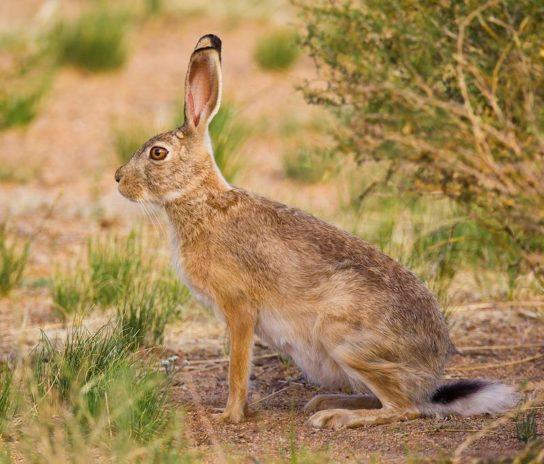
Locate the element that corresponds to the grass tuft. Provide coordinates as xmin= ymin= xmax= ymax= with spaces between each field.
xmin=88 ymin=233 xmax=143 ymax=308
xmin=31 ymin=323 xmax=177 ymax=446
xmin=117 ymin=277 xmax=187 ymax=348
xmin=0 ymin=221 xmax=31 ymax=296
xmin=52 ymin=269 xmax=91 ymax=318
xmin=55 ymin=7 xmax=130 ymax=72
xmin=254 ymin=29 xmax=299 ymax=71
xmin=516 ymin=411 xmax=538 ymax=444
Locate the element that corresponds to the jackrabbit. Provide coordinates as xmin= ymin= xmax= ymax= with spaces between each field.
xmin=115 ymin=34 xmax=519 ymax=428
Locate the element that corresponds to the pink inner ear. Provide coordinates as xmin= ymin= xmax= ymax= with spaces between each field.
xmin=187 ymin=60 xmax=213 ymax=127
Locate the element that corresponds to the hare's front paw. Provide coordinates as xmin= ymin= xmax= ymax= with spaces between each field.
xmin=220 ymin=405 xmax=246 ymax=424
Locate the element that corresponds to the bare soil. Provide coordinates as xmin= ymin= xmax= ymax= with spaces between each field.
xmin=174 ymin=309 xmax=543 ymax=463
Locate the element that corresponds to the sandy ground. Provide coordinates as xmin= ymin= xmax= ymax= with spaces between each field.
xmin=0 ymin=2 xmax=543 ymax=462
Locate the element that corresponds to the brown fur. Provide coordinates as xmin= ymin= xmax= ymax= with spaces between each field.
xmin=115 ymin=35 xmax=511 ymax=429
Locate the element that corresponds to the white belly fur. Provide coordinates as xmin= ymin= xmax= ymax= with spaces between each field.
xmin=256 ymin=309 xmax=349 ymax=389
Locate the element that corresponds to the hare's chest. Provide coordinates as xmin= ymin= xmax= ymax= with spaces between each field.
xmin=169 ymin=230 xmax=224 ymax=322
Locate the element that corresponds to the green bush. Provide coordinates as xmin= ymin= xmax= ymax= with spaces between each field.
xmin=55 ymin=7 xmax=129 ymax=72
xmin=298 ymin=0 xmax=544 ymax=282
xmin=254 ymin=29 xmax=299 ymax=71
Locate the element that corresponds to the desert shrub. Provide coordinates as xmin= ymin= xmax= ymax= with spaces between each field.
xmin=0 ymin=35 xmax=55 ymax=129
xmin=0 ymin=221 xmax=31 ymax=296
xmin=55 ymin=6 xmax=129 ymax=72
xmin=283 ymin=147 xmax=337 ymax=183
xmin=298 ymin=0 xmax=544 ymax=282
xmin=254 ymin=29 xmax=299 ymax=71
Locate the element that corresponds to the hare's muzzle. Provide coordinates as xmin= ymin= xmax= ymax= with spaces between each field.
xmin=114 ymin=168 xmax=123 ymax=183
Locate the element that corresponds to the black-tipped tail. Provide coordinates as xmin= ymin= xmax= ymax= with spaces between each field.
xmin=425 ymin=379 xmax=519 ymax=417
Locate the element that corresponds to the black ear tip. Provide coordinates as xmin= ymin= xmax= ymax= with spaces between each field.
xmin=195 ymin=34 xmax=222 ymax=53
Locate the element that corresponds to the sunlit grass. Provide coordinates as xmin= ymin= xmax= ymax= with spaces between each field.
xmin=144 ymin=0 xmax=163 ymax=15
xmin=52 ymin=268 xmax=91 ymax=318
xmin=254 ymin=29 xmax=299 ymax=71
xmin=117 ymin=278 xmax=189 ymax=348
xmin=88 ymin=233 xmax=144 ymax=308
xmin=0 ymin=366 xmax=12 ymax=433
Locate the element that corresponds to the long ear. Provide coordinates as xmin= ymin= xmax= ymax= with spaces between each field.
xmin=184 ymin=34 xmax=222 ymax=132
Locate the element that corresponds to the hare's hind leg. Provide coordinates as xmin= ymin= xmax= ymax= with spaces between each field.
xmin=304 ymin=393 xmax=381 ymax=412
xmin=307 ymin=347 xmax=431 ymax=429
xmin=307 ymin=407 xmax=420 ymax=429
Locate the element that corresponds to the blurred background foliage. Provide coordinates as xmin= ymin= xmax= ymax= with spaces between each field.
xmin=298 ymin=0 xmax=544 ymax=285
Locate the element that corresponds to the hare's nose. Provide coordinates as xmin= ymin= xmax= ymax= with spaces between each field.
xmin=114 ymin=168 xmax=123 ymax=183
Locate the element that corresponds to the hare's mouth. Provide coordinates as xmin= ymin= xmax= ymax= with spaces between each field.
xmin=117 ymin=182 xmax=146 ymax=203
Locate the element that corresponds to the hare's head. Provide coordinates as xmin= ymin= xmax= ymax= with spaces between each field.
xmin=115 ymin=34 xmax=226 ymax=205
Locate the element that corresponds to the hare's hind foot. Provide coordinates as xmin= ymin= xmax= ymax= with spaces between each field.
xmin=304 ymin=393 xmax=381 ymax=413
xmin=307 ymin=407 xmax=420 ymax=430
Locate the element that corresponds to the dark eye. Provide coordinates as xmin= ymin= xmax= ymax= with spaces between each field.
xmin=149 ymin=146 xmax=168 ymax=161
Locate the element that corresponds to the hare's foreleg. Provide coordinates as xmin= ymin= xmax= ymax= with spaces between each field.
xmin=221 ymin=306 xmax=256 ymax=424
xmin=304 ymin=393 xmax=381 ymax=412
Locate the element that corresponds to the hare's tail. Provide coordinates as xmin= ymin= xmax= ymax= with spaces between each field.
xmin=422 ymin=379 xmax=519 ymax=417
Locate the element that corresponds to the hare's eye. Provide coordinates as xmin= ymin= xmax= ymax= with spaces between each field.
xmin=149 ymin=146 xmax=168 ymax=161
